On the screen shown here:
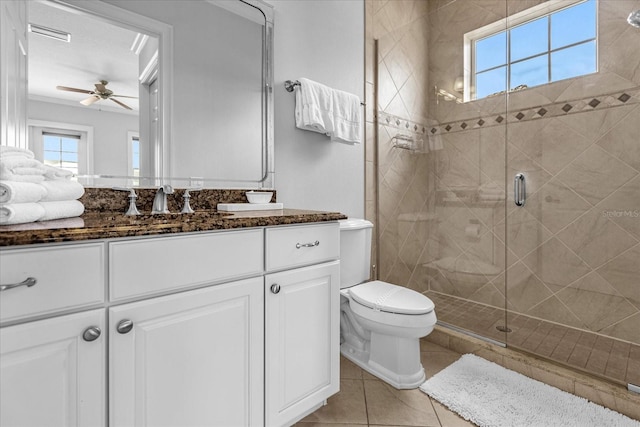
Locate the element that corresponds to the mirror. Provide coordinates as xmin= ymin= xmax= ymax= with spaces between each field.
xmin=25 ymin=0 xmax=273 ymax=189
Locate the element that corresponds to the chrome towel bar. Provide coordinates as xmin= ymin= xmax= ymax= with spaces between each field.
xmin=284 ymin=80 xmax=365 ymax=106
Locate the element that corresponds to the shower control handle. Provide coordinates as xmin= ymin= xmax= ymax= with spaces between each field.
xmin=514 ymin=173 xmax=526 ymax=207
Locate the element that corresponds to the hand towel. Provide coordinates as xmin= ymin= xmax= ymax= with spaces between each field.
xmin=295 ymin=78 xmax=334 ymax=135
xmin=0 ymin=157 xmax=46 ymax=182
xmin=39 ymin=216 xmax=85 ymax=229
xmin=0 ymin=180 xmax=48 ymax=204
xmin=0 ymin=146 xmax=35 ymax=159
xmin=330 ymin=88 xmax=362 ymax=144
xmin=40 ymin=180 xmax=85 ymax=202
xmin=0 ymin=203 xmax=45 ymax=225
xmin=38 ymin=200 xmax=84 ymax=221
xmin=43 ymin=164 xmax=74 ymax=180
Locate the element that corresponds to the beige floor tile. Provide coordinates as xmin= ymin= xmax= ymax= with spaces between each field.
xmin=341 ymin=356 xmax=365 ymax=380
xmin=298 ymin=379 xmax=368 ymax=425
xmin=364 ymin=379 xmax=441 ymax=426
xmin=430 ymin=400 xmax=476 ymax=427
xmin=421 ymin=349 xmax=461 ymax=379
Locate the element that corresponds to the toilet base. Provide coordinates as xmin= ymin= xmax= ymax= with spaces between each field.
xmin=340 ymin=333 xmax=426 ymax=389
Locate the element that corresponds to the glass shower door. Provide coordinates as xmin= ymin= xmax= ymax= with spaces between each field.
xmin=504 ymin=0 xmax=640 ymax=388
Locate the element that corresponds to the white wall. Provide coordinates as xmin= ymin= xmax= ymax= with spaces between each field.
xmin=271 ymin=0 xmax=365 ymax=218
xmin=28 ymin=99 xmax=138 ymax=176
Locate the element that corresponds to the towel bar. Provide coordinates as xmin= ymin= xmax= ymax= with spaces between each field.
xmin=285 ymin=80 xmax=365 ymax=106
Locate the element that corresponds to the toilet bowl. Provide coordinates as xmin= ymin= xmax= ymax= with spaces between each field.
xmin=339 ymin=219 xmax=437 ymax=389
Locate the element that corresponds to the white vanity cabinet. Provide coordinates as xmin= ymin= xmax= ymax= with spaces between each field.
xmin=109 ymin=276 xmax=264 ymax=427
xmin=0 ymin=309 xmax=106 ymax=427
xmin=0 ymin=220 xmax=341 ymax=427
xmin=265 ymin=223 xmax=340 ymax=427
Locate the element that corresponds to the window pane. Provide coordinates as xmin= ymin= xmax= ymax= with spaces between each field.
xmin=510 ymin=54 xmax=548 ymax=89
xmin=510 ymin=17 xmax=548 ymax=62
xmin=61 ymin=138 xmax=78 ymax=152
xmin=476 ymin=32 xmax=507 ymax=72
xmin=43 ymin=151 xmax=60 ymax=162
xmin=476 ymin=66 xmax=507 ymax=99
xmin=61 ymin=151 xmax=78 ymax=162
xmin=551 ymin=0 xmax=596 ymax=49
xmin=551 ymin=40 xmax=596 ymax=81
xmin=43 ymin=136 xmax=60 ymax=151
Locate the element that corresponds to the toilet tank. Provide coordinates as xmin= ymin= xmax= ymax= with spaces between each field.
xmin=339 ymin=219 xmax=373 ymax=289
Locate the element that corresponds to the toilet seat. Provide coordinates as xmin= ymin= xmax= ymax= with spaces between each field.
xmin=349 ymin=280 xmax=434 ymax=315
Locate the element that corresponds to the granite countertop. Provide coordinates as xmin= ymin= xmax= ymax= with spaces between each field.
xmin=0 ymin=209 xmax=347 ymax=247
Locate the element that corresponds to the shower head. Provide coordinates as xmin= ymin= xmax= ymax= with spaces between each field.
xmin=628 ymin=9 xmax=640 ymax=28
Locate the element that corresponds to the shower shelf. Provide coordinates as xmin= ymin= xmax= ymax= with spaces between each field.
xmin=392 ymin=134 xmax=424 ymax=152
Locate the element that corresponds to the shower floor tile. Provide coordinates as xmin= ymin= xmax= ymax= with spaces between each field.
xmin=425 ymin=291 xmax=640 ymax=387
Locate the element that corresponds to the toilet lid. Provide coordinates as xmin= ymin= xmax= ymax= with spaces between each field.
xmin=349 ymin=281 xmax=435 ymax=315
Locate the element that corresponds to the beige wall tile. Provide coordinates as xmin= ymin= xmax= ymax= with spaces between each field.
xmin=597 ymin=244 xmax=640 ymax=310
xmin=557 ymin=145 xmax=638 ymax=206
xmin=557 ymin=209 xmax=638 ymax=269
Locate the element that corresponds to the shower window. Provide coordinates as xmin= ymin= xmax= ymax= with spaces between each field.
xmin=465 ymin=0 xmax=597 ymax=101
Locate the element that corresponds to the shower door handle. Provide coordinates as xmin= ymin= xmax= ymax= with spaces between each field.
xmin=514 ymin=173 xmax=526 ymax=207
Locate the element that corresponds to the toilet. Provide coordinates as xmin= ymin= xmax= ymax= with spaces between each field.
xmin=339 ymin=219 xmax=437 ymax=389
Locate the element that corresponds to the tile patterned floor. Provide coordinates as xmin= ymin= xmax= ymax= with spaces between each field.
xmin=295 ymin=342 xmax=474 ymax=427
xmin=426 ymin=292 xmax=640 ymax=386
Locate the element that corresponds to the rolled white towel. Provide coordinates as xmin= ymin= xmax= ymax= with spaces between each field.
xmin=0 ymin=146 xmax=35 ymax=159
xmin=43 ymin=164 xmax=73 ymax=180
xmin=40 ymin=180 xmax=84 ymax=202
xmin=0 ymin=202 xmax=45 ymax=225
xmin=0 ymin=157 xmax=46 ymax=182
xmin=0 ymin=180 xmax=48 ymax=204
xmin=38 ymin=200 xmax=84 ymax=221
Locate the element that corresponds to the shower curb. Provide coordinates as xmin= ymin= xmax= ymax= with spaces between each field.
xmin=423 ymin=325 xmax=640 ymax=421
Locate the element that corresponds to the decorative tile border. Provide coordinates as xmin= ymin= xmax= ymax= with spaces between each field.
xmin=378 ymin=86 xmax=640 ymax=137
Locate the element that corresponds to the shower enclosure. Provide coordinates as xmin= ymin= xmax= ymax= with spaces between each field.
xmin=368 ymin=0 xmax=639 ymax=390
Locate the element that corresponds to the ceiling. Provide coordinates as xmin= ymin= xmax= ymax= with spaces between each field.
xmin=28 ymin=1 xmax=142 ymax=114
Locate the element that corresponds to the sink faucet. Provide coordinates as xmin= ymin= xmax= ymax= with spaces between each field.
xmin=152 ymin=185 xmax=174 ymax=214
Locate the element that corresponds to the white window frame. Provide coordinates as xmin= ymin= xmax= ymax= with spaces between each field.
xmin=127 ymin=130 xmax=140 ymax=184
xmin=28 ymin=120 xmax=94 ymax=175
xmin=463 ymin=0 xmax=597 ymax=102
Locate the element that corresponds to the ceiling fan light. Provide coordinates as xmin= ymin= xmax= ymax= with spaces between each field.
xmin=28 ymin=23 xmax=71 ymax=43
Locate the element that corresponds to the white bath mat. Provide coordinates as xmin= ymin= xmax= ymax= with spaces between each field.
xmin=420 ymin=354 xmax=640 ymax=427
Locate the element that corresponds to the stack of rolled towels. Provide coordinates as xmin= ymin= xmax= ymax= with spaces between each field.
xmin=0 ymin=146 xmax=85 ymax=225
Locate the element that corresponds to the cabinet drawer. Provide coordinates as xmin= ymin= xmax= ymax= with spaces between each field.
xmin=109 ymin=229 xmax=263 ymax=301
xmin=0 ymin=243 xmax=105 ymax=323
xmin=265 ymin=222 xmax=339 ymax=271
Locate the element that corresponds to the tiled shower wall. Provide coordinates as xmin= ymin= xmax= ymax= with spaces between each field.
xmin=366 ymin=0 xmax=640 ymax=379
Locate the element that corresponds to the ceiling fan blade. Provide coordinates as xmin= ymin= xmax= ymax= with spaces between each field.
xmin=111 ymin=94 xmax=139 ymax=99
xmin=95 ymin=82 xmax=107 ymax=93
xmin=57 ymin=86 xmax=93 ymax=94
xmin=110 ymin=98 xmax=133 ymax=110
xmin=80 ymin=95 xmax=100 ymax=106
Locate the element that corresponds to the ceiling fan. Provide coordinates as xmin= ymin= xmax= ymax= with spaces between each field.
xmin=56 ymin=80 xmax=137 ymax=110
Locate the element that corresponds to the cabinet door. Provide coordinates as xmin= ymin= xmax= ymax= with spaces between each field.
xmin=110 ymin=277 xmax=264 ymax=427
xmin=0 ymin=309 xmax=106 ymax=427
xmin=265 ymin=261 xmax=340 ymax=427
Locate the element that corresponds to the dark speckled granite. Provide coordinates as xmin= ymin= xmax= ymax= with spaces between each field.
xmin=0 ymin=187 xmax=346 ymax=247
xmin=81 ymin=188 xmax=275 ymax=213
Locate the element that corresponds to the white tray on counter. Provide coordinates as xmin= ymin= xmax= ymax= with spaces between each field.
xmin=217 ymin=203 xmax=284 ymax=212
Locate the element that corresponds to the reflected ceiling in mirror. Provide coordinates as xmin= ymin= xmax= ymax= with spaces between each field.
xmin=25 ymin=0 xmax=273 ymax=189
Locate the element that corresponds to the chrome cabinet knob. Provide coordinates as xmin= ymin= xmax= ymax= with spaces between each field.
xmin=117 ymin=319 xmax=134 ymax=334
xmin=270 ymin=284 xmax=281 ymax=294
xmin=82 ymin=326 xmax=101 ymax=342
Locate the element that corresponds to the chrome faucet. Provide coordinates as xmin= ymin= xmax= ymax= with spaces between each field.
xmin=152 ymin=185 xmax=174 ymax=214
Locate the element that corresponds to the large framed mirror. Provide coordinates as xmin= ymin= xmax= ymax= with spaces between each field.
xmin=23 ymin=0 xmax=273 ymax=189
